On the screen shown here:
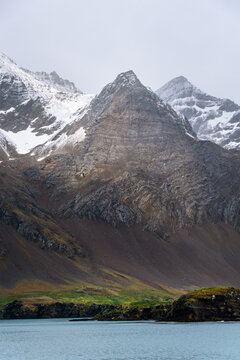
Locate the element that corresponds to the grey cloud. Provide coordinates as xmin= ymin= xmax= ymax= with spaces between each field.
xmin=0 ymin=0 xmax=239 ymax=102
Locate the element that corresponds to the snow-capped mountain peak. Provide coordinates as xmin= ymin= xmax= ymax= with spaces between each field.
xmin=0 ymin=52 xmax=94 ymax=156
xmin=157 ymin=76 xmax=194 ymax=99
xmin=156 ymin=76 xmax=240 ymax=149
xmin=0 ymin=52 xmax=18 ymax=71
xmin=98 ymin=70 xmax=143 ymax=99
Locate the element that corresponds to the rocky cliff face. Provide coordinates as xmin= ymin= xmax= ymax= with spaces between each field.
xmin=0 ymin=130 xmax=17 ymax=160
xmin=0 ymin=300 xmax=116 ymax=320
xmin=166 ymin=287 xmax=240 ymax=321
xmin=156 ymin=76 xmax=240 ymax=149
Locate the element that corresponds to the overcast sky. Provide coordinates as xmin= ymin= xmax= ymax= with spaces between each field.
xmin=1 ymin=0 xmax=240 ymax=102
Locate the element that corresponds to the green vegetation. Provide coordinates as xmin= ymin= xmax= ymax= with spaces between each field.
xmin=183 ymin=287 xmax=239 ymax=303
xmin=0 ymin=295 xmax=19 ymax=312
xmin=1 ymin=287 xmax=236 ymax=312
xmin=0 ymin=286 xmax=176 ymax=311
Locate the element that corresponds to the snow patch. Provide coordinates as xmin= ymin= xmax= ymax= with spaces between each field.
xmin=0 ymin=127 xmax=50 ymax=154
xmin=0 ymin=107 xmax=15 ymax=115
xmin=185 ymin=131 xmax=195 ymax=139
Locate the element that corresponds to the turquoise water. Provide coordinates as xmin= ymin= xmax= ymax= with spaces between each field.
xmin=1 ymin=319 xmax=240 ymax=359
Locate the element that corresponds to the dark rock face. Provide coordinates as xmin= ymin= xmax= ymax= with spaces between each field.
xmin=0 ymin=131 xmax=17 ymax=160
xmin=0 ymin=98 xmax=57 ymax=134
xmin=0 ymin=237 xmax=7 ymax=257
xmin=94 ymin=304 xmax=171 ymax=321
xmin=0 ymin=299 xmax=172 ymax=321
xmin=166 ymin=288 xmax=240 ymax=321
xmin=0 ymin=168 xmax=79 ymax=258
xmin=156 ymin=76 xmax=240 ymax=150
xmin=0 ymin=72 xmax=30 ymax=110
xmin=0 ymin=300 xmax=118 ymax=320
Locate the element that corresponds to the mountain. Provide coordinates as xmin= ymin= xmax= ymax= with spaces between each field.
xmin=0 ymin=52 xmax=94 ymax=156
xmin=1 ymin=68 xmax=240 ymax=292
xmin=156 ymin=76 xmax=240 ymax=149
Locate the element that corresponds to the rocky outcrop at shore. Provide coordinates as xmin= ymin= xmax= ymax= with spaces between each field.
xmin=166 ymin=287 xmax=240 ymax=321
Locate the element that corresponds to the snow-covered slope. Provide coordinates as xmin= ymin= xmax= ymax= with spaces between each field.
xmin=156 ymin=76 xmax=240 ymax=149
xmin=0 ymin=52 xmax=94 ymax=155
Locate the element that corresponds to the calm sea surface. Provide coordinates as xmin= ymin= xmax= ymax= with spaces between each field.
xmin=1 ymin=319 xmax=240 ymax=360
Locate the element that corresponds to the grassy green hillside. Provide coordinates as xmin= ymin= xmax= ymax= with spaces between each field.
xmin=0 ymin=286 xmax=180 ymax=311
